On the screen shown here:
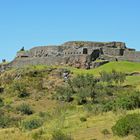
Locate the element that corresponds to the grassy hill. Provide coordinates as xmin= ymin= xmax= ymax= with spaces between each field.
xmin=0 ymin=61 xmax=140 ymax=140
xmin=70 ymin=61 xmax=140 ymax=75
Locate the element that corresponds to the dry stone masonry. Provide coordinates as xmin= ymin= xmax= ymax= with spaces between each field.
xmin=1 ymin=41 xmax=140 ymax=71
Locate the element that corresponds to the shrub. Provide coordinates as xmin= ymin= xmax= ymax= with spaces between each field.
xmin=17 ymin=103 xmax=33 ymax=115
xmin=112 ymin=113 xmax=140 ymax=138
xmin=0 ymin=115 xmax=19 ymax=128
xmin=18 ymin=91 xmax=30 ymax=98
xmin=80 ymin=117 xmax=87 ymax=122
xmin=115 ymin=97 xmax=136 ymax=110
xmin=0 ymin=87 xmax=4 ymax=93
xmin=101 ymin=129 xmax=110 ymax=135
xmin=0 ymin=116 xmax=12 ymax=128
xmin=102 ymin=101 xmax=114 ymax=112
xmin=69 ymin=74 xmax=98 ymax=90
xmin=55 ymin=86 xmax=73 ymax=102
xmin=102 ymin=90 xmax=140 ymax=112
xmin=76 ymin=87 xmax=92 ymax=105
xmin=100 ymin=71 xmax=113 ymax=84
xmin=51 ymin=130 xmax=73 ymax=140
xmin=13 ymin=82 xmax=29 ymax=98
xmin=76 ymin=90 xmax=88 ymax=105
xmin=0 ymin=98 xmax=4 ymax=107
xmin=13 ymin=82 xmax=26 ymax=92
xmin=100 ymin=70 xmax=126 ymax=85
xmin=21 ymin=117 xmax=43 ymax=130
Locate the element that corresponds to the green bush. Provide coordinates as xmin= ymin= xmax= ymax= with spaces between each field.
xmin=101 ymin=129 xmax=110 ymax=135
xmin=69 ymin=74 xmax=98 ymax=90
xmin=55 ymin=86 xmax=73 ymax=102
xmin=54 ymin=72 xmax=139 ymax=114
xmin=102 ymin=101 xmax=114 ymax=112
xmin=51 ymin=130 xmax=73 ymax=140
xmin=17 ymin=103 xmax=33 ymax=115
xmin=13 ymin=82 xmax=30 ymax=98
xmin=0 ymin=116 xmax=12 ymax=128
xmin=80 ymin=117 xmax=87 ymax=122
xmin=0 ymin=98 xmax=4 ymax=107
xmin=18 ymin=91 xmax=30 ymax=98
xmin=21 ymin=117 xmax=43 ymax=130
xmin=112 ymin=113 xmax=140 ymax=138
xmin=100 ymin=70 xmax=126 ymax=84
xmin=76 ymin=90 xmax=88 ymax=105
xmin=102 ymin=91 xmax=140 ymax=112
xmin=0 ymin=115 xmax=20 ymax=128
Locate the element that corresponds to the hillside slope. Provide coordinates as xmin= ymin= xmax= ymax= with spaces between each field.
xmin=0 ymin=61 xmax=140 ymax=140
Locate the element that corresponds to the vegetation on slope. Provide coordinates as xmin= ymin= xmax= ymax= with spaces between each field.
xmin=70 ymin=61 xmax=140 ymax=75
xmin=0 ymin=61 xmax=140 ymax=140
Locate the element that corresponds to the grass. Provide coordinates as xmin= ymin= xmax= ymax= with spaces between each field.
xmin=0 ymin=106 xmax=138 ymax=140
xmin=3 ymin=61 xmax=140 ymax=76
xmin=125 ymin=75 xmax=140 ymax=90
xmin=69 ymin=61 xmax=140 ymax=75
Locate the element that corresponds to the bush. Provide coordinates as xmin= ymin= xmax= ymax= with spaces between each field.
xmin=100 ymin=70 xmax=126 ymax=85
xmin=102 ymin=101 xmax=114 ymax=112
xmin=76 ymin=87 xmax=92 ymax=105
xmin=0 ymin=115 xmax=12 ymax=128
xmin=115 ymin=97 xmax=136 ymax=110
xmin=80 ymin=117 xmax=87 ymax=122
xmin=21 ymin=117 xmax=43 ymax=130
xmin=13 ymin=82 xmax=29 ymax=98
xmin=18 ymin=91 xmax=30 ymax=98
xmin=102 ymin=90 xmax=140 ymax=112
xmin=101 ymin=129 xmax=110 ymax=135
xmin=55 ymin=86 xmax=73 ymax=102
xmin=112 ymin=113 xmax=140 ymax=138
xmin=51 ymin=130 xmax=73 ymax=140
xmin=17 ymin=103 xmax=33 ymax=115
xmin=69 ymin=74 xmax=98 ymax=90
xmin=0 ymin=115 xmax=20 ymax=128
xmin=0 ymin=98 xmax=4 ymax=107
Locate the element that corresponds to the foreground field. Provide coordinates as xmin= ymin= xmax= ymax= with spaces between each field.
xmin=0 ymin=108 xmax=139 ymax=140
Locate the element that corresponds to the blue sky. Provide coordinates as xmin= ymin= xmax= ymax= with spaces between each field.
xmin=0 ymin=0 xmax=140 ymax=61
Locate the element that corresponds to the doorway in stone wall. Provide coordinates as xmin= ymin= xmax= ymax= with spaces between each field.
xmin=83 ymin=48 xmax=88 ymax=54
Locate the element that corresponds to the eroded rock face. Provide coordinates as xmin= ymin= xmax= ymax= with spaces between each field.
xmin=1 ymin=41 xmax=140 ymax=71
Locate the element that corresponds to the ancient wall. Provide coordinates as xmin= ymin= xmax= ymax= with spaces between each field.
xmin=63 ymin=47 xmax=83 ymax=56
xmin=2 ymin=41 xmax=140 ymax=71
xmin=62 ymin=41 xmax=126 ymax=49
xmin=120 ymin=50 xmax=140 ymax=62
xmin=102 ymin=48 xmax=124 ymax=56
xmin=9 ymin=54 xmax=89 ymax=69
xmin=17 ymin=51 xmax=30 ymax=58
xmin=30 ymin=46 xmax=61 ymax=57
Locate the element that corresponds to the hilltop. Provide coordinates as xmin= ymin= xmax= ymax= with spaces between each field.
xmin=1 ymin=41 xmax=140 ymax=72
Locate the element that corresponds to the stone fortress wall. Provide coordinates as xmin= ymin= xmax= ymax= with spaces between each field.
xmin=119 ymin=50 xmax=140 ymax=62
xmin=1 ymin=41 xmax=140 ymax=71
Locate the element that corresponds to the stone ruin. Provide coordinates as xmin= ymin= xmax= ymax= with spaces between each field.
xmin=1 ymin=41 xmax=140 ymax=71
